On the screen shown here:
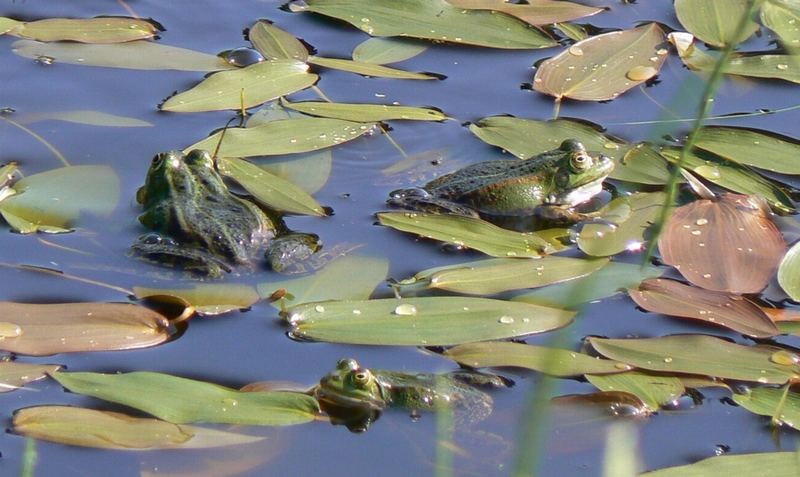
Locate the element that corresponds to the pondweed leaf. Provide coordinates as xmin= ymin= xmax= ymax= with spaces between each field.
xmin=13 ymin=406 xmax=265 ymax=450
xmin=161 ymin=59 xmax=317 ymax=112
xmin=187 ymin=118 xmax=376 ymax=158
xmin=629 ymin=279 xmax=779 ymax=338
xmin=248 ymin=20 xmax=308 ymax=61
xmin=254 ymin=151 xmax=332 ymax=195
xmin=778 ymin=241 xmax=800 ymax=301
xmin=643 ymin=452 xmax=800 ymax=476
xmin=577 ymin=192 xmax=666 ymax=257
xmin=0 ymin=165 xmax=120 ymax=233
xmin=15 ymin=110 xmax=152 ymax=128
xmin=444 ymin=341 xmax=628 ymax=377
xmin=377 ymin=212 xmax=567 ymax=258
xmin=586 ymin=372 xmax=685 ymax=412
xmin=733 ymin=386 xmax=800 ymax=430
xmin=614 ymin=143 xmax=673 ymax=185
xmin=285 ymin=296 xmax=574 ymax=345
xmin=445 ymin=0 xmax=604 ymax=26
xmin=658 ymin=194 xmax=785 ymax=293
xmin=133 ymin=283 xmax=261 ymax=316
xmin=0 ymin=362 xmax=61 ymax=393
xmin=307 ymin=56 xmax=439 ymax=80
xmin=674 ymin=0 xmax=759 ymax=47
xmin=552 ymin=391 xmax=651 ymax=416
xmin=51 ymin=371 xmax=320 ymax=426
xmin=12 ymin=39 xmax=233 ymax=71
xmin=352 ymin=37 xmax=428 ymax=64
xmin=0 ymin=302 xmax=170 ymax=356
xmin=694 ymin=127 xmax=800 ymax=174
xmin=393 ymin=256 xmax=608 ymax=295
xmin=293 ymin=0 xmax=557 ymax=49
xmin=217 ymin=157 xmax=326 ymax=216
xmin=7 ymin=17 xmax=158 ymax=43
xmin=0 ymin=17 xmax=23 ymax=34
xmin=281 ymin=98 xmax=447 ymax=122
xmin=760 ymin=0 xmax=800 ymax=50
xmin=590 ymin=335 xmax=800 ymax=384
xmin=533 ymin=23 xmax=666 ymax=101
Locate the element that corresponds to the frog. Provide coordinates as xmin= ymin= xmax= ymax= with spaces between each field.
xmin=131 ymin=149 xmax=321 ymax=277
xmin=387 ymin=139 xmax=614 ymax=224
xmin=312 ymin=358 xmax=508 ymax=432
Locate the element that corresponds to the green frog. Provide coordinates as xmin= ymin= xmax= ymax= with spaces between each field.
xmin=388 ymin=140 xmax=614 ymax=223
xmin=312 ymin=358 xmax=508 ymax=432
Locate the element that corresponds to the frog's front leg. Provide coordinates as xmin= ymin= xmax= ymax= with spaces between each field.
xmin=131 ymin=233 xmax=230 ymax=278
xmin=387 ymin=188 xmax=481 ymax=218
xmin=534 ymin=205 xmax=610 ymax=224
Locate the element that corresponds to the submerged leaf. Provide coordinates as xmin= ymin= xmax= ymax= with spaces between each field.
xmin=0 ymin=362 xmax=61 ymax=393
xmin=352 ymin=37 xmax=428 ymax=64
xmin=658 ymin=193 xmax=785 ymax=293
xmin=281 ymin=99 xmax=447 ymax=122
xmin=9 ymin=17 xmax=158 ymax=43
xmin=13 ymin=406 xmax=265 ymax=450
xmin=248 ymin=20 xmax=308 ymax=61
xmin=674 ymin=0 xmax=759 ymax=47
xmin=578 ymin=192 xmax=665 ymax=257
xmin=445 ymin=0 xmax=604 ymax=26
xmin=0 ymin=302 xmax=169 ymax=356
xmin=307 ymin=56 xmax=438 ymax=80
xmin=51 ymin=371 xmax=320 ymax=426
xmin=643 ymin=452 xmax=800 ymax=476
xmin=533 ymin=23 xmax=666 ymax=101
xmin=286 ymin=297 xmax=574 ymax=345
xmin=778 ymin=241 xmax=800 ymax=301
xmin=254 ymin=150 xmax=332 ymax=195
xmin=133 ymin=283 xmax=260 ymax=316
xmin=586 ymin=372 xmax=685 ymax=411
xmin=694 ymin=127 xmax=800 ymax=174
xmin=16 ymin=110 xmax=152 ymax=128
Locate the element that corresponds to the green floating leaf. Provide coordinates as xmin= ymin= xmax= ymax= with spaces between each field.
xmin=281 ymin=98 xmax=447 ymax=122
xmin=187 ymin=118 xmax=376 ymax=158
xmin=533 ymin=23 xmax=667 ymax=101
xmin=642 ymin=452 xmax=800 ymax=476
xmin=761 ymin=0 xmax=800 ymax=50
xmin=694 ymin=126 xmax=800 ymax=174
xmin=0 ymin=362 xmax=61 ymax=393
xmin=614 ymin=143 xmax=673 ymax=185
xmin=352 ymin=37 xmax=429 ymax=64
xmin=0 ymin=165 xmax=120 ymax=233
xmin=513 ymin=261 xmax=664 ymax=309
xmin=294 ymin=0 xmax=556 ymax=49
xmin=13 ymin=406 xmax=265 ymax=450
xmin=446 ymin=0 xmax=604 ymax=25
xmin=217 ymin=157 xmax=325 ymax=216
xmin=778 ymin=241 xmax=800 ymax=301
xmin=161 ymin=60 xmax=317 ymax=112
xmin=674 ymin=0 xmax=759 ymax=47
xmin=285 ymin=297 xmax=574 ymax=345
xmin=248 ymin=20 xmax=308 ymax=61
xmin=9 ymin=17 xmax=158 ymax=43
xmin=394 ymin=256 xmax=608 ymax=295
xmin=0 ymin=17 xmax=23 ymax=34
xmin=133 ymin=283 xmax=261 ymax=316
xmin=377 ymin=211 xmax=567 ymax=258
xmin=733 ymin=386 xmax=800 ymax=429
xmin=307 ymin=56 xmax=438 ymax=80
xmin=11 ymin=39 xmax=233 ymax=71
xmin=444 ymin=341 xmax=628 ymax=377
xmin=16 ymin=110 xmax=152 ymax=127
xmin=590 ymin=335 xmax=800 ymax=384
xmin=587 ymin=371 xmax=685 ymax=412
xmin=51 ymin=371 xmax=319 ymax=426
xmin=577 ymin=192 xmax=665 ymax=257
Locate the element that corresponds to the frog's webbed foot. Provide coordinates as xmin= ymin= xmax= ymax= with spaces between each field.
xmin=265 ymin=232 xmax=322 ymax=274
xmin=387 ymin=188 xmax=480 ymax=218
xmin=131 ymin=233 xmax=231 ymax=278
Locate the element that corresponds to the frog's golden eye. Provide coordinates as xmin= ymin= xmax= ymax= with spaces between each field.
xmin=570 ymin=153 xmax=593 ymax=171
xmin=352 ymin=370 xmax=373 ymax=387
xmin=151 ymin=155 xmax=165 ymax=167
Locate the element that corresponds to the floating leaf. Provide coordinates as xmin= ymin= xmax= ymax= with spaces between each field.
xmin=294 ymin=0 xmax=557 ymax=49
xmin=658 ymin=193 xmax=786 ymax=293
xmin=11 ymin=39 xmax=232 ymax=71
xmin=761 ymin=0 xmax=800 ymax=50
xmin=187 ymin=118 xmax=376 ymax=158
xmin=0 ymin=302 xmax=169 ymax=356
xmin=217 ymin=157 xmax=326 ymax=216
xmin=9 ymin=17 xmax=158 ymax=43
xmin=0 ymin=362 xmax=61 ymax=393
xmin=254 ymin=151 xmax=332 ymax=195
xmin=51 ymin=371 xmax=319 ymax=426
xmin=514 ymin=261 xmax=664 ymax=309
xmin=15 ymin=110 xmax=152 ymax=127
xmin=577 ymin=192 xmax=665 ymax=257
xmin=778 ymin=241 xmax=800 ymax=301
xmin=643 ymin=452 xmax=800 ymax=476
xmin=352 ymin=37 xmax=428 ymax=64
xmin=394 ymin=256 xmax=608 ymax=295
xmin=533 ymin=23 xmax=666 ymax=101
xmin=377 ymin=212 xmax=567 ymax=258
xmin=281 ymin=99 xmax=447 ymax=122
xmin=733 ymin=386 xmax=800 ymax=430
xmin=248 ymin=20 xmax=308 ymax=61
xmin=285 ymin=297 xmax=574 ymax=345
xmin=306 ymin=56 xmax=438 ymax=80
xmin=133 ymin=283 xmax=261 ymax=316
xmin=445 ymin=0 xmax=604 ymax=26
xmin=552 ymin=391 xmax=650 ymax=417
xmin=161 ymin=60 xmax=317 ymax=112
xmin=0 ymin=17 xmax=23 ymax=34
xmin=629 ymin=279 xmax=779 ymax=338
xmin=674 ymin=0 xmax=759 ymax=47
xmin=694 ymin=127 xmax=800 ymax=174
xmin=586 ymin=372 xmax=685 ymax=411
xmin=0 ymin=165 xmax=120 ymax=233
xmin=13 ymin=406 xmax=265 ymax=450
xmin=444 ymin=342 xmax=628 ymax=377
xmin=613 ymin=143 xmax=673 ymax=185
xmin=590 ymin=335 xmax=800 ymax=384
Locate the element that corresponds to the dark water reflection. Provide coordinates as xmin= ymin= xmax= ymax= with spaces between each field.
xmin=1 ymin=1 xmax=800 ymax=476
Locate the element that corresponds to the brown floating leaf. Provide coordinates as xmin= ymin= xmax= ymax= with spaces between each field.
xmin=445 ymin=0 xmax=604 ymax=26
xmin=552 ymin=391 xmax=651 ymax=417
xmin=133 ymin=284 xmax=261 ymax=316
xmin=0 ymin=362 xmax=61 ymax=393
xmin=629 ymin=279 xmax=779 ymax=338
xmin=658 ymin=193 xmax=786 ymax=293
xmin=0 ymin=302 xmax=170 ymax=356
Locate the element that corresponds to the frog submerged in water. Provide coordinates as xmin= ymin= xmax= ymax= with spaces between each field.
xmin=131 ymin=149 xmax=321 ymax=277
xmin=388 ymin=140 xmax=614 ymax=224
xmin=312 ymin=358 xmax=508 ymax=432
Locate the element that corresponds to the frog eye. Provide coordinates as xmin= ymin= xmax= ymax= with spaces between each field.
xmin=570 ymin=153 xmax=593 ymax=171
xmin=351 ymin=369 xmax=373 ymax=387
xmin=336 ymin=358 xmax=359 ymax=371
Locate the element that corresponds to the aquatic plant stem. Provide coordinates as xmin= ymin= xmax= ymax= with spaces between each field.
xmin=20 ymin=437 xmax=36 ymax=477
xmin=552 ymin=97 xmax=562 ymax=120
xmin=0 ymin=116 xmax=70 ymax=167
xmin=0 ymin=263 xmax=133 ymax=296
xmin=605 ymin=103 xmax=800 ymax=126
xmin=643 ymin=0 xmax=761 ymax=264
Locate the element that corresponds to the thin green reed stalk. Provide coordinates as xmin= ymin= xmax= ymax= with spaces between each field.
xmin=20 ymin=437 xmax=36 ymax=477
xmin=644 ymin=0 xmax=763 ymax=263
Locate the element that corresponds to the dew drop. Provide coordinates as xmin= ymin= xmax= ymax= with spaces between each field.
xmin=702 ymin=273 xmax=712 ymax=278
xmin=663 ymin=357 xmax=673 ymax=363
xmin=314 ymin=305 xmax=325 ymax=313
xmin=498 ymin=316 xmax=515 ymax=324
xmin=568 ymin=45 xmax=584 ymax=56
xmin=394 ymin=304 xmax=417 ymax=316
xmin=769 ymin=350 xmax=800 ymax=365
xmin=695 ymin=218 xmax=708 ymax=226
xmin=625 ymin=65 xmax=657 ymax=81
xmin=0 ymin=322 xmax=22 ymax=339
xmin=694 ymin=164 xmax=721 ymax=179
xmin=777 ymin=64 xmax=789 ymax=70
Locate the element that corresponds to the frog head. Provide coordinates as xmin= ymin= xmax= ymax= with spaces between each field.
xmin=314 ymin=358 xmax=386 ymax=411
xmin=543 ymin=139 xmax=615 ymax=207
xmin=136 ymin=149 xmax=227 ymax=208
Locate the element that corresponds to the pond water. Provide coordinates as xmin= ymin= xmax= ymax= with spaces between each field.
xmin=1 ymin=0 xmax=799 ymax=476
